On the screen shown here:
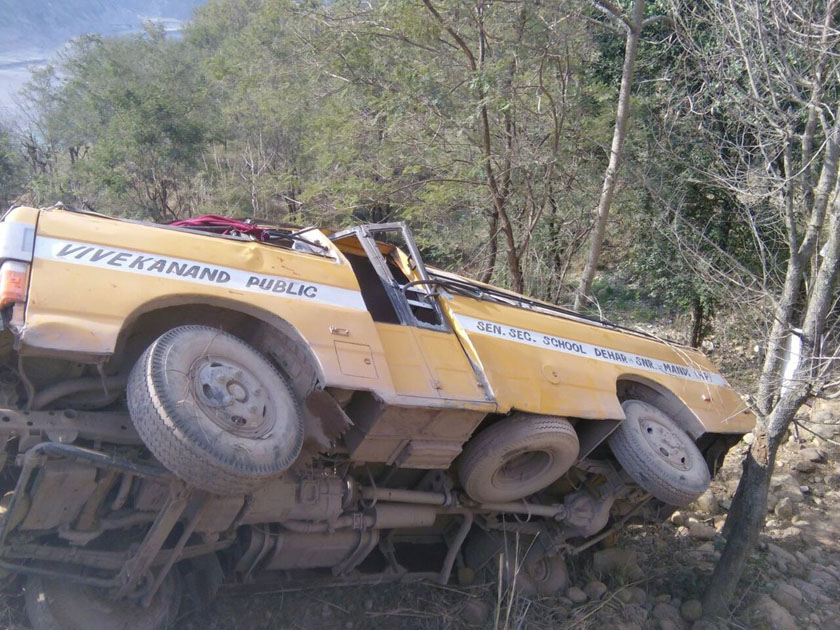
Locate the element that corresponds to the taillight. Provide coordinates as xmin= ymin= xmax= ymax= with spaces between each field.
xmin=0 ymin=261 xmax=29 ymax=308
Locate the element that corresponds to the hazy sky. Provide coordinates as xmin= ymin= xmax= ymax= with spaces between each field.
xmin=0 ymin=0 xmax=204 ymax=119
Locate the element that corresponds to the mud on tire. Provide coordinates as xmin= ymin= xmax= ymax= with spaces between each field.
xmin=127 ymin=325 xmax=304 ymax=495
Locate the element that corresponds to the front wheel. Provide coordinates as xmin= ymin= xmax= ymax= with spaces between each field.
xmin=127 ymin=326 xmax=304 ymax=495
xmin=608 ymin=400 xmax=710 ymax=507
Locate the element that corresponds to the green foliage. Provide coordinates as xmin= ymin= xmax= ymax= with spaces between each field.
xmin=0 ymin=123 xmax=25 ymax=208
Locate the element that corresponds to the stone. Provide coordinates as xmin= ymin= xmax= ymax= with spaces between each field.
xmin=805 ymin=548 xmax=822 ymax=563
xmin=775 ymin=497 xmax=794 ymax=520
xmin=593 ymin=548 xmax=639 ymax=576
xmin=621 ymin=603 xmax=649 ymax=626
xmin=616 ymin=588 xmax=635 ymax=604
xmin=670 ymin=511 xmax=686 ymax=527
xmin=799 ymin=447 xmax=825 ymax=462
xmin=680 ymin=600 xmax=703 ymax=622
xmin=770 ymin=473 xmax=806 ymax=503
xmin=584 ymin=580 xmax=608 ymax=601
xmin=743 ymin=432 xmax=756 ymax=445
xmin=693 ymin=489 xmax=720 ymax=515
xmin=808 ymin=568 xmax=837 ymax=588
xmin=748 ymin=594 xmax=797 ymax=630
xmin=688 ymin=522 xmax=716 ymax=540
xmin=461 ymin=599 xmax=491 ymax=627
xmin=567 ymin=586 xmax=588 ymax=604
xmin=652 ymin=602 xmax=683 ymax=628
xmin=767 ymin=543 xmax=798 ymax=565
xmin=691 ymin=622 xmax=721 ymax=630
xmin=696 ymin=542 xmax=715 ymax=554
xmin=794 ymin=460 xmax=817 ymax=473
xmin=790 ymin=577 xmax=831 ymax=604
xmin=628 ymin=586 xmax=647 ymax=605
xmin=772 ymin=583 xmax=803 ymax=611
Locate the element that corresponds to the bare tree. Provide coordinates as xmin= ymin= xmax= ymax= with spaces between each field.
xmin=669 ymin=0 xmax=840 ymax=616
xmin=574 ymin=0 xmax=664 ymax=310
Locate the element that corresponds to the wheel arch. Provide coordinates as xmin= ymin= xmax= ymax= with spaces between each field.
xmin=111 ymin=294 xmax=326 ymax=393
xmin=615 ymin=375 xmax=706 ymax=439
xmin=615 ymin=375 xmax=739 ymax=475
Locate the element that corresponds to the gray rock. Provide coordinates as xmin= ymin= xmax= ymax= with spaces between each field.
xmin=680 ymin=599 xmax=703 ymax=622
xmin=772 ymin=583 xmax=803 ymax=611
xmin=690 ymin=622 xmax=721 ymax=630
xmin=794 ymin=460 xmax=817 ymax=473
xmin=767 ymin=542 xmax=798 ymax=565
xmin=461 ymin=599 xmax=491 ymax=627
xmin=688 ymin=522 xmax=717 ymax=540
xmin=584 ymin=580 xmax=608 ymax=601
xmin=791 ymin=577 xmax=831 ymax=604
xmin=567 ymin=586 xmax=588 ymax=604
xmin=770 ymin=472 xmax=806 ymax=503
xmin=805 ymin=548 xmax=823 ymax=563
xmin=808 ymin=568 xmax=837 ymax=588
xmin=593 ymin=547 xmax=639 ymax=577
xmin=799 ymin=447 xmax=825 ymax=462
xmin=693 ymin=489 xmax=720 ymax=515
xmin=748 ymin=594 xmax=797 ymax=630
xmin=652 ymin=602 xmax=684 ymax=629
xmin=775 ymin=496 xmax=794 ymax=520
xmin=743 ymin=432 xmax=756 ymax=445
xmin=628 ymin=586 xmax=648 ymax=605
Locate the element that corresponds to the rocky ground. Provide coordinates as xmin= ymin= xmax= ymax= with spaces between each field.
xmin=2 ymin=400 xmax=838 ymax=630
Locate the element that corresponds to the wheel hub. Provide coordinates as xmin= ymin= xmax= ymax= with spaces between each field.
xmin=639 ymin=416 xmax=690 ymax=471
xmin=193 ymin=358 xmax=275 ymax=438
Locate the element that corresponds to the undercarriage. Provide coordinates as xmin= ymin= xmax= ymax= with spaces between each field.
xmin=0 ymin=402 xmax=665 ymax=627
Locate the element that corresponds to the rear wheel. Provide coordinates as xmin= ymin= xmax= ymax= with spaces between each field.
xmin=459 ymin=413 xmax=580 ymax=503
xmin=25 ymin=572 xmax=181 ymax=630
xmin=127 ymin=326 xmax=304 ymax=495
xmin=609 ymin=400 xmax=710 ymax=506
xmin=465 ymin=531 xmax=568 ymax=597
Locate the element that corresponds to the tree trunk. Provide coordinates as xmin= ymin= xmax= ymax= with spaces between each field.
xmin=704 ymin=427 xmax=777 ymax=616
xmin=574 ymin=0 xmax=645 ymax=311
xmin=705 ymin=188 xmax=840 ymax=619
xmin=479 ymin=213 xmax=499 ymax=284
xmin=689 ymin=296 xmax=704 ymax=348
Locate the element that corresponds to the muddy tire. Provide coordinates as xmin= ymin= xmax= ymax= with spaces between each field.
xmin=127 ymin=326 xmax=304 ymax=495
xmin=465 ymin=531 xmax=568 ymax=596
xmin=459 ymin=413 xmax=579 ymax=503
xmin=609 ymin=400 xmax=710 ymax=506
xmin=25 ymin=572 xmax=181 ymax=630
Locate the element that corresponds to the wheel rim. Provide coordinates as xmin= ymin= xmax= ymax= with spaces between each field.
xmin=528 ymin=556 xmax=551 ymax=583
xmin=491 ymin=450 xmax=554 ymax=489
xmin=192 ymin=356 xmax=276 ymax=438
xmin=639 ymin=415 xmax=691 ymax=471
